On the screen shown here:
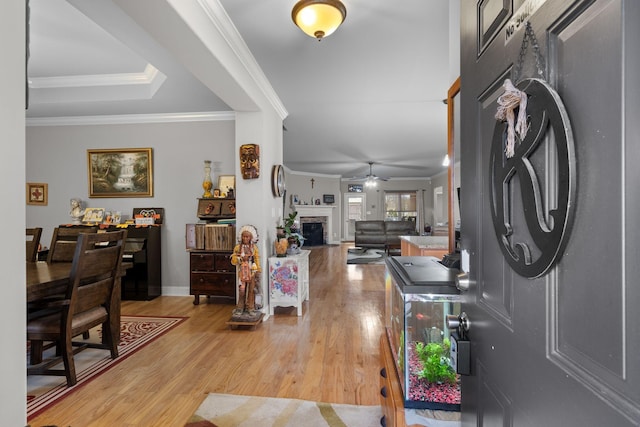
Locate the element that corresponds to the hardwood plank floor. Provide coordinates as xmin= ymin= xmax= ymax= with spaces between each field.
xmin=29 ymin=243 xmax=386 ymax=427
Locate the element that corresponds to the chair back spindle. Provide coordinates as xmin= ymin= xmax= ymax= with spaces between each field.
xmin=26 ymin=227 xmax=43 ymax=262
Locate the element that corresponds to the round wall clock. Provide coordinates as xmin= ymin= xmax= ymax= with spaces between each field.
xmin=271 ymin=164 xmax=285 ymax=197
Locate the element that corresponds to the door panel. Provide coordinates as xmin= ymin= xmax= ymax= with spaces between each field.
xmin=343 ymin=193 xmax=365 ymax=241
xmin=460 ymin=0 xmax=640 ymax=425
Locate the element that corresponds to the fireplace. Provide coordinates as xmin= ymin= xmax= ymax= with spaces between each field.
xmin=294 ymin=205 xmax=337 ymax=244
xmin=303 ymin=222 xmax=323 ymax=246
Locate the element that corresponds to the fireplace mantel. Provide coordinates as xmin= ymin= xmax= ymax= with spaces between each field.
xmin=294 ymin=205 xmax=337 ymax=244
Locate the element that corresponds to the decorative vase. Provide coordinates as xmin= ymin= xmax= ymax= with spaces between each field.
xmin=274 ymin=237 xmax=288 ymax=257
xmin=202 ymin=160 xmax=213 ymax=198
xmin=287 ymin=235 xmax=301 ymax=255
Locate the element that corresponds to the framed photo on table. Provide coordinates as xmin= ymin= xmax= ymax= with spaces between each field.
xmin=82 ymin=208 xmax=105 ymax=224
xmin=218 ymin=175 xmax=235 ymax=197
xmin=87 ymin=148 xmax=153 ymax=198
xmin=26 ymin=182 xmax=48 ymax=205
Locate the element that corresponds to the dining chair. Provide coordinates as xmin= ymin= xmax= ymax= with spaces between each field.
xmin=26 ymin=227 xmax=43 ymax=262
xmin=44 ymin=226 xmax=99 ymax=339
xmin=47 ymin=226 xmax=98 ymax=263
xmin=27 ymin=230 xmax=127 ymax=387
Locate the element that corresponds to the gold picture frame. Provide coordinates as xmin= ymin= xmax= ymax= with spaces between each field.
xmin=218 ymin=175 xmax=235 ymax=197
xmin=87 ymin=148 xmax=153 ymax=198
xmin=82 ymin=207 xmax=106 ymax=224
xmin=26 ymin=182 xmax=48 ymax=205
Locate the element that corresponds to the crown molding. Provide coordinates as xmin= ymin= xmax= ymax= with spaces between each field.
xmin=28 ymin=64 xmax=167 ymax=104
xmin=287 ymin=168 xmax=342 ymax=179
xmin=28 ymin=64 xmax=162 ymax=89
xmin=26 ymin=111 xmax=235 ymax=127
xmin=196 ymin=0 xmax=288 ymax=120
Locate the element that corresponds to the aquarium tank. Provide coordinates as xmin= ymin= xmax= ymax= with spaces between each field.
xmin=384 ymin=255 xmax=461 ymax=411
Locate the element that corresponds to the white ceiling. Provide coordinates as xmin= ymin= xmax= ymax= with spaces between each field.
xmin=26 ymin=0 xmax=454 ymax=180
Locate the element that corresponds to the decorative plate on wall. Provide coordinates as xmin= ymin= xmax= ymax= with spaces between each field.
xmin=271 ymin=164 xmax=285 ymax=197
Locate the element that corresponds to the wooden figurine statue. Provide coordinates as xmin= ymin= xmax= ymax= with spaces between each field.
xmin=230 ymin=224 xmax=262 ymax=321
xmin=239 ymin=144 xmax=260 ymax=179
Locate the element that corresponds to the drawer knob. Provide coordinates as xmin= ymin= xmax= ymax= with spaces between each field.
xmin=380 ymin=386 xmax=387 ymax=398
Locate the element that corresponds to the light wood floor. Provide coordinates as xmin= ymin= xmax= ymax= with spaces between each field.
xmin=29 ymin=243 xmax=386 ymax=427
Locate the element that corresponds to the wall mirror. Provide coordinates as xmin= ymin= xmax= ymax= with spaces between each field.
xmin=447 ymin=77 xmax=461 ymax=253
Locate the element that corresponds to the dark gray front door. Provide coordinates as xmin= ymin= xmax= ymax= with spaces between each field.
xmin=459 ymin=1 xmax=640 ymax=425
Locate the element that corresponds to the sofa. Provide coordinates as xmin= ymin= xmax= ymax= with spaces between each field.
xmin=354 ymin=220 xmax=418 ymax=250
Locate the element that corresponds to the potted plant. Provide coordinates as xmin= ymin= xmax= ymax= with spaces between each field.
xmin=281 ymin=211 xmax=304 ymax=254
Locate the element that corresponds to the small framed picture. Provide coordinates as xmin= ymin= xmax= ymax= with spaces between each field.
xmin=323 ymin=194 xmax=335 ymax=204
xmin=103 ymin=211 xmax=122 ymax=225
xmin=218 ymin=175 xmax=235 ymax=197
xmin=82 ymin=208 xmax=106 ymax=224
xmin=26 ymin=182 xmax=48 ymax=206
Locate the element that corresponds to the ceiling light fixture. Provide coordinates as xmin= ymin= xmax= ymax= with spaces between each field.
xmin=442 ymin=154 xmax=450 ymax=167
xmin=292 ymin=0 xmax=347 ymax=41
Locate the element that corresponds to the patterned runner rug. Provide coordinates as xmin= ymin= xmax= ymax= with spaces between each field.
xmin=346 ymin=247 xmax=387 ymax=265
xmin=185 ymin=393 xmax=383 ymax=427
xmin=27 ymin=315 xmax=187 ymax=420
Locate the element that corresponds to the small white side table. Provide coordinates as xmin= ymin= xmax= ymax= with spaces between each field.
xmin=268 ymin=250 xmax=310 ymax=316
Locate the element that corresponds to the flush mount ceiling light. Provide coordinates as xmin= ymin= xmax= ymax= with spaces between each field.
xmin=292 ymin=0 xmax=347 ymax=41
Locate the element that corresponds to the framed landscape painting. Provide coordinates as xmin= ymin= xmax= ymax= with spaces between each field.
xmin=87 ymin=148 xmax=153 ymax=198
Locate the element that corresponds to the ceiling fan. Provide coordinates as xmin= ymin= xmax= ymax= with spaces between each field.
xmin=351 ymin=162 xmax=389 ymax=186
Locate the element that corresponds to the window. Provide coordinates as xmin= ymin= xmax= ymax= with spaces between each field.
xmin=384 ymin=191 xmax=417 ymax=221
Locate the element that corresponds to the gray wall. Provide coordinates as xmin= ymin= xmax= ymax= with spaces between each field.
xmin=26 ymin=119 xmax=235 ymax=295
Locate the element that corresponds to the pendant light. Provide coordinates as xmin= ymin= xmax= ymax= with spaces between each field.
xmin=292 ymin=0 xmax=347 ymax=41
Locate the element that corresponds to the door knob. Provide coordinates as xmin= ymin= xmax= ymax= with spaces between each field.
xmin=455 ymin=272 xmax=472 ymax=291
xmin=446 ymin=314 xmax=460 ymax=330
xmin=447 ymin=312 xmax=470 ymax=332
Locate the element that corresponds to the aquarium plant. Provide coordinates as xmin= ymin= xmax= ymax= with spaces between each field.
xmin=414 ymin=338 xmax=456 ymax=385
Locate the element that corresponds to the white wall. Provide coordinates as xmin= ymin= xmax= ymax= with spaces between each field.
xmin=340 ymin=178 xmax=433 ymax=235
xmin=449 ymin=0 xmax=461 ymax=83
xmin=430 ymin=162 xmax=460 ymax=227
xmin=1 ymin=1 xmax=26 ymax=424
xmin=284 ymin=170 xmax=342 ymax=243
xmin=26 ymin=119 xmax=235 ymax=295
xmin=234 ymin=110 xmax=285 ymax=271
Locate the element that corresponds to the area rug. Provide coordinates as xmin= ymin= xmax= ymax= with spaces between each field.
xmin=346 ymin=247 xmax=386 ymax=265
xmin=185 ymin=393 xmax=383 ymax=427
xmin=27 ymin=315 xmax=187 ymax=420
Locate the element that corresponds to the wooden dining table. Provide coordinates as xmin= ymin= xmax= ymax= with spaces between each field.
xmin=26 ymin=261 xmax=132 ymax=343
xmin=26 ymin=261 xmax=72 ymax=303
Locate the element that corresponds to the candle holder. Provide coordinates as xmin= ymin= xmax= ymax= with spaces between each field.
xmin=202 ymin=160 xmax=213 ymax=198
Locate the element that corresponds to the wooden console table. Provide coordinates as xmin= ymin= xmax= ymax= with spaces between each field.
xmin=380 ymin=334 xmax=407 ymax=427
xmin=268 ymin=250 xmax=310 ymax=316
